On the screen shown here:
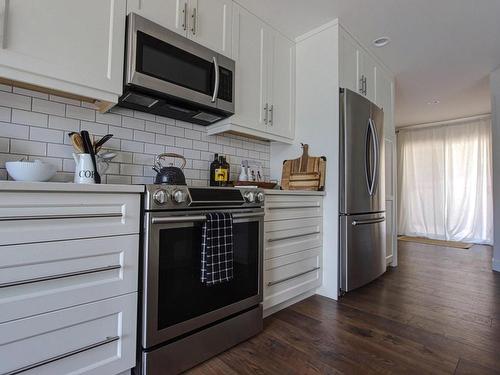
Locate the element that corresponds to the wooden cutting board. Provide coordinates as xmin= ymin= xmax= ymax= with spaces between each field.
xmin=281 ymin=144 xmax=326 ymax=191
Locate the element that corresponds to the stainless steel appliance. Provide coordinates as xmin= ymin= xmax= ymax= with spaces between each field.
xmin=339 ymin=88 xmax=386 ymax=293
xmin=120 ymin=13 xmax=235 ymax=126
xmin=136 ymin=185 xmax=264 ymax=375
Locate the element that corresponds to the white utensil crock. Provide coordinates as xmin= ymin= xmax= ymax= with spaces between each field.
xmin=73 ymin=153 xmax=95 ymax=184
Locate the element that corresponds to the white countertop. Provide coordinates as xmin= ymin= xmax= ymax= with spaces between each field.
xmin=264 ymin=189 xmax=325 ymax=196
xmin=0 ymin=181 xmax=145 ymax=193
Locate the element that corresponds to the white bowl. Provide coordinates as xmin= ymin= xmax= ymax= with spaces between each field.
xmin=6 ymin=160 xmax=58 ymax=182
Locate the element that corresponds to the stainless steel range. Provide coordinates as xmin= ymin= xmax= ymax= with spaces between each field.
xmin=135 ymin=185 xmax=265 ymax=375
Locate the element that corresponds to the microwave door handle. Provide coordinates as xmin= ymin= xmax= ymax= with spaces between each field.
xmin=211 ymin=56 xmax=219 ymax=103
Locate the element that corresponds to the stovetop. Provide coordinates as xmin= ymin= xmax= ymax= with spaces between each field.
xmin=143 ymin=184 xmax=265 ymax=211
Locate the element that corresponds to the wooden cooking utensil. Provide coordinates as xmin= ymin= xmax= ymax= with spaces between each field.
xmin=281 ymin=143 xmax=326 ymax=191
xmin=68 ymin=132 xmax=85 ymax=154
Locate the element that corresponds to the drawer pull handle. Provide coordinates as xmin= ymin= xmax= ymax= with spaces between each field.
xmin=267 ymin=266 xmax=320 ymax=287
xmin=352 ymin=217 xmax=385 ymax=226
xmin=0 ymin=212 xmax=123 ymax=222
xmin=4 ymin=335 xmax=120 ymax=375
xmin=267 ymin=204 xmax=320 ymax=210
xmin=0 ymin=264 xmax=122 ymax=288
xmin=268 ymin=230 xmax=320 ymax=242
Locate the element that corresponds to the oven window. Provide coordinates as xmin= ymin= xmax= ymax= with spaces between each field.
xmin=136 ymin=31 xmax=214 ymax=96
xmin=157 ymin=221 xmax=259 ymax=330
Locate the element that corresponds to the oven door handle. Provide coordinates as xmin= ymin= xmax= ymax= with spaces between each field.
xmin=150 ymin=212 xmax=264 ymax=224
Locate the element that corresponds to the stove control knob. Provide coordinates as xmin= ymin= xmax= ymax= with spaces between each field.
xmin=173 ymin=189 xmax=187 ymax=204
xmin=244 ymin=191 xmax=255 ymax=203
xmin=256 ymin=192 xmax=265 ymax=203
xmin=153 ymin=189 xmax=169 ymax=204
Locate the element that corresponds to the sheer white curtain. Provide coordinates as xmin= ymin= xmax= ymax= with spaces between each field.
xmin=398 ymin=117 xmax=493 ymax=244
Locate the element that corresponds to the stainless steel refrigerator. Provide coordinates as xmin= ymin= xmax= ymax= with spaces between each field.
xmin=339 ymin=88 xmax=386 ymax=294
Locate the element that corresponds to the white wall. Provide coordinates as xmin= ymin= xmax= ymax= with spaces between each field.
xmin=490 ymin=68 xmax=500 ymax=272
xmin=270 ymin=21 xmax=340 ymax=300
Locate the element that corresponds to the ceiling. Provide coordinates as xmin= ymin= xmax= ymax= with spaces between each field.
xmin=235 ymin=0 xmax=500 ymax=127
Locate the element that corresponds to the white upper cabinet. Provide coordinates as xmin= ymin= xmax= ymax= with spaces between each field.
xmin=230 ymin=4 xmax=269 ymax=132
xmin=127 ymin=0 xmax=188 ymax=36
xmin=207 ymin=4 xmax=296 ymax=143
xmin=357 ymin=49 xmax=376 ymax=103
xmin=189 ymin=0 xmax=232 ymax=57
xmin=339 ymin=29 xmax=376 ymax=103
xmin=128 ymin=0 xmax=232 ymax=57
xmin=267 ymin=31 xmax=295 ymax=139
xmin=0 ymin=0 xmax=126 ymax=105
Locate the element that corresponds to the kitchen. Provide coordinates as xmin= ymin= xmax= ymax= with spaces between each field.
xmin=2 ymin=1 xmax=497 ymax=375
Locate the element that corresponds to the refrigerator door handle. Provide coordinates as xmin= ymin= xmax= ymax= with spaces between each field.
xmin=365 ymin=118 xmax=377 ymax=196
xmin=369 ymin=117 xmax=379 ymax=195
xmin=352 ymin=216 xmax=385 ymax=226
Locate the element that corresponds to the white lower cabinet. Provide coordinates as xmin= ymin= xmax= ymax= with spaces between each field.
xmin=0 ymin=185 xmax=142 ymax=375
xmin=0 ymin=293 xmax=137 ymax=375
xmin=263 ymin=191 xmax=324 ymax=315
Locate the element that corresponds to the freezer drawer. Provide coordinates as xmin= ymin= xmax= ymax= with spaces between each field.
xmin=340 ymin=213 xmax=386 ymax=292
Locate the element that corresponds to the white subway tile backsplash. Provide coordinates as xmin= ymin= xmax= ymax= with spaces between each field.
xmin=121 ymin=139 xmax=144 ymax=153
xmin=0 ymin=138 xmax=9 ymax=152
xmin=193 ymin=140 xmax=209 ymax=151
xmin=13 ymin=87 xmax=48 ymax=100
xmin=0 ymin=84 xmax=12 ymax=92
xmin=30 ymin=127 xmax=63 ymax=143
xmin=0 ymin=107 xmax=11 ymax=122
xmin=66 ymin=105 xmax=95 ymax=121
xmin=122 ymin=116 xmax=145 ymax=130
xmin=155 ymin=134 xmax=175 ymax=146
xmin=166 ymin=125 xmax=184 ymax=137
xmin=96 ymin=111 xmax=121 ymax=126
xmin=0 ymin=122 xmax=29 ymax=139
xmin=12 ymin=109 xmax=48 ymax=127
xmin=81 ymin=120 xmax=108 ymax=136
xmin=175 ymin=137 xmax=192 ymax=148
xmin=47 ymin=143 xmax=74 ymax=158
xmin=11 ymin=139 xmax=46 ymax=156
xmin=32 ymin=98 xmax=65 ymax=116
xmin=185 ymin=129 xmax=201 ymax=140
xmin=134 ymin=130 xmax=155 ymax=143
xmin=0 ymin=91 xmax=31 ymax=110
xmin=145 ymin=121 xmax=166 ymax=134
xmin=120 ymin=163 xmax=143 ymax=176
xmin=134 ymin=111 xmax=156 ymax=121
xmin=109 ymin=125 xmax=133 ymax=140
xmin=48 ymin=115 xmax=80 ymax=132
xmin=0 ymin=85 xmax=270 ymax=184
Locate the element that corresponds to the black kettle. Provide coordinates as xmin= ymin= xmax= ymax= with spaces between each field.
xmin=153 ymin=153 xmax=187 ymax=185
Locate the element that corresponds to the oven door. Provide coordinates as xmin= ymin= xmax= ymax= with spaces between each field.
xmin=142 ymin=209 xmax=263 ymax=348
xmin=125 ymin=13 xmax=235 ymax=113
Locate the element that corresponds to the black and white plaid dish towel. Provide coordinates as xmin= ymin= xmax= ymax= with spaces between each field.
xmin=201 ymin=212 xmax=234 ymax=286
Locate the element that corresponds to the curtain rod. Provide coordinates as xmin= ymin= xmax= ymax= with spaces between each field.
xmin=396 ymin=113 xmax=491 ymax=133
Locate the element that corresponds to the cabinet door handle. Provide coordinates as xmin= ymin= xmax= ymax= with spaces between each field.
xmin=269 ymin=104 xmax=274 ymax=126
xmin=191 ymin=7 xmax=197 ymax=35
xmin=264 ymin=103 xmax=269 ymax=125
xmin=4 ymin=336 xmax=120 ymax=375
xmin=0 ymin=264 xmax=122 ymax=288
xmin=359 ymin=75 xmax=364 ymax=94
xmin=182 ymin=2 xmax=187 ymax=31
xmin=267 ymin=230 xmax=320 ymax=242
xmin=0 ymin=0 xmax=8 ymax=49
xmin=363 ymin=76 xmax=367 ymax=95
xmin=0 ymin=212 xmax=123 ymax=222
xmin=267 ymin=266 xmax=320 ymax=287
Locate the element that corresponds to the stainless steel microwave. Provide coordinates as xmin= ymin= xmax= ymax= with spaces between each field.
xmin=119 ymin=13 xmax=235 ymax=126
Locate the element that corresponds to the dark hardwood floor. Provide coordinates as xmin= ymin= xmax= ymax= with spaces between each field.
xmin=187 ymin=241 xmax=500 ymax=374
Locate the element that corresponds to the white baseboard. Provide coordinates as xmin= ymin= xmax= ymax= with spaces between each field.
xmin=493 ymin=258 xmax=500 ymax=272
